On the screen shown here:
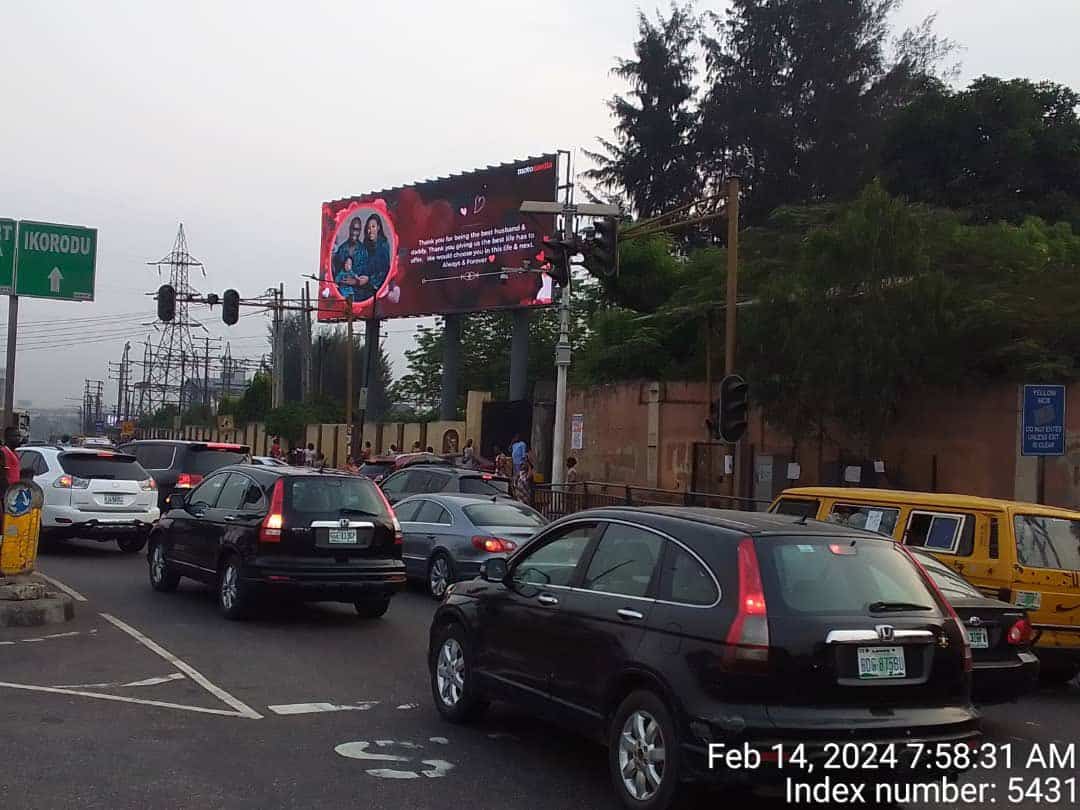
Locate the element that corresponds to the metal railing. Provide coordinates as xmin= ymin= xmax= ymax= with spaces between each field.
xmin=531 ymin=481 xmax=772 ymax=521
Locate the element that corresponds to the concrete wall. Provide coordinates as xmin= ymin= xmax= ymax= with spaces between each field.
xmin=558 ymin=379 xmax=1080 ymax=510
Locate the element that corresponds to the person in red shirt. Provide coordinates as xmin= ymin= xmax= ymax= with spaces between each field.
xmin=2 ymin=426 xmax=23 ymax=490
xmin=269 ymin=436 xmax=284 ymax=460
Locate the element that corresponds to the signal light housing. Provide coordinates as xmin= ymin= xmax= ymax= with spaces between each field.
xmin=157 ymin=284 xmax=176 ymax=322
xmin=222 ymin=289 xmax=241 ymax=326
xmin=719 ymin=373 xmax=749 ymax=443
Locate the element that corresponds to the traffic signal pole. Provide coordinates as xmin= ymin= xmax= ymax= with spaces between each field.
xmin=724 ymin=177 xmax=740 ymax=377
xmin=550 ymin=229 xmax=573 ymax=486
xmin=4 ymin=295 xmax=18 ymax=427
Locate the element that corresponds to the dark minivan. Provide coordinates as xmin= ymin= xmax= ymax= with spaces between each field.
xmin=380 ymin=464 xmax=510 ymax=504
xmin=428 ymin=508 xmax=979 ymax=810
xmin=120 ymin=440 xmax=251 ymax=510
xmin=148 ymin=465 xmax=405 ymax=620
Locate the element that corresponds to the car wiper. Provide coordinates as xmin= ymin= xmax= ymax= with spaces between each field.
xmin=868 ymin=601 xmax=933 ymax=612
xmin=338 ymin=507 xmax=381 ymax=517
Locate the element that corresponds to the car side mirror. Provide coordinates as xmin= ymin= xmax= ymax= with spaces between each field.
xmin=164 ymin=492 xmax=186 ymax=510
xmin=480 ymin=557 xmax=508 ymax=584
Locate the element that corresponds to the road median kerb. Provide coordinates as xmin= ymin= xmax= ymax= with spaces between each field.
xmin=0 ymin=575 xmax=76 ymax=627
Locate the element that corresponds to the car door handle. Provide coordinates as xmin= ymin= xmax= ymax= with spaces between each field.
xmin=191 ymin=511 xmax=205 ymax=519
xmin=617 ymin=609 xmax=644 ymax=621
xmin=537 ymin=594 xmax=559 ymax=606
xmin=224 ymin=515 xmax=236 ymax=522
xmin=425 ymin=535 xmax=437 ymax=541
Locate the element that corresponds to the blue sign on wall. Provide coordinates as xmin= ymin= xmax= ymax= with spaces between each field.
xmin=1022 ymin=385 xmax=1065 ymax=456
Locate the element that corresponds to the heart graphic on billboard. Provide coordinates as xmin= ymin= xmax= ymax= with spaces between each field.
xmin=488 ymin=254 xmax=496 ymax=263
xmin=459 ymin=207 xmax=467 ymax=216
xmin=474 ymin=195 xmax=486 ymax=214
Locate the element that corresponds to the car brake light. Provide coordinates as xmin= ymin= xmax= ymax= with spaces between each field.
xmin=176 ymin=472 xmax=203 ymax=489
xmin=372 ymin=481 xmax=403 ymax=544
xmin=724 ymin=538 xmax=769 ymax=668
xmin=140 ymin=478 xmax=157 ymax=491
xmin=206 ymin=443 xmax=243 ymax=450
xmin=260 ymin=480 xmax=285 ymax=543
xmin=900 ymin=546 xmax=972 ymax=672
xmin=54 ymin=474 xmax=90 ymax=489
xmin=471 ymin=536 xmax=516 ymax=553
xmin=481 ymin=473 xmax=493 ymax=480
xmin=1007 ymin=617 xmax=1034 ymax=646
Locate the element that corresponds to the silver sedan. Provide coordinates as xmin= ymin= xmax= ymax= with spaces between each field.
xmin=395 ymin=494 xmax=548 ymax=598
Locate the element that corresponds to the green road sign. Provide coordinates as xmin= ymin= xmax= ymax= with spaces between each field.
xmin=14 ymin=220 xmax=97 ymax=301
xmin=0 ymin=219 xmax=15 ymax=295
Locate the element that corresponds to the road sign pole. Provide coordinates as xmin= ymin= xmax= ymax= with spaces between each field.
xmin=4 ymin=295 xmax=17 ymax=427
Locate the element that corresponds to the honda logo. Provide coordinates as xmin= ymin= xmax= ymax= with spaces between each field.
xmin=339 ymin=518 xmax=350 ymax=529
xmin=967 ymin=616 xmax=982 ymax=627
xmin=875 ymin=624 xmax=895 ymax=641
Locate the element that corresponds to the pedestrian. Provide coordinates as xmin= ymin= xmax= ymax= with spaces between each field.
xmin=510 ymin=433 xmax=527 ymax=477
xmin=462 ymin=438 xmax=476 ymax=468
xmin=303 ymin=442 xmax=316 ymax=467
xmin=1 ymin=426 xmax=23 ymax=500
xmin=389 ymin=444 xmax=398 ymax=455
xmin=411 ymin=441 xmax=422 ymax=452
xmin=362 ymin=441 xmax=373 ymax=462
xmin=345 ymin=455 xmax=360 ymax=475
xmin=425 ymin=445 xmax=434 ymax=454
xmin=565 ymin=456 xmax=581 ymax=489
xmin=515 ymin=456 xmax=534 ymax=506
xmin=269 ymin=436 xmax=284 ymax=460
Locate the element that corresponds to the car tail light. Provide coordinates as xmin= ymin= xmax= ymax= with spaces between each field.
xmin=372 ymin=480 xmax=403 ymax=544
xmin=206 ymin=443 xmax=244 ymax=451
xmin=260 ymin=480 xmax=285 ymax=543
xmin=724 ymin=538 xmax=769 ymax=668
xmin=176 ymin=473 xmax=203 ymax=489
xmin=54 ymin=474 xmax=90 ymax=489
xmin=900 ymin=546 xmax=972 ymax=672
xmin=471 ymin=536 xmax=517 ymax=553
xmin=140 ymin=478 xmax=157 ymax=491
xmin=1007 ymin=617 xmax=1034 ymax=646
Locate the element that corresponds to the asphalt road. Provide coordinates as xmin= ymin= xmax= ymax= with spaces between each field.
xmin=2 ymin=539 xmax=1078 ymax=810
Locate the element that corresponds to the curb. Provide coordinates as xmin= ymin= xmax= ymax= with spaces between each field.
xmin=0 ymin=576 xmax=76 ymax=628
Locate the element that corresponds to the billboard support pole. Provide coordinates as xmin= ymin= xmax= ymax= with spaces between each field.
xmin=356 ymin=318 xmax=379 ymax=461
xmin=440 ymin=314 xmax=462 ymax=421
xmin=509 ymin=309 xmax=529 ymax=401
xmin=4 ymin=294 xmax=17 ymax=427
xmin=345 ymin=299 xmax=354 ymax=453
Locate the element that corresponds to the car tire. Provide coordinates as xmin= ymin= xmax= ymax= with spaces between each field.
xmin=430 ymin=622 xmax=487 ymax=723
xmin=608 ymin=690 xmax=682 ymax=810
xmin=218 ymin=554 xmax=251 ymax=620
xmin=148 ymin=541 xmax=181 ymax=592
xmin=428 ymin=552 xmax=453 ymax=600
xmin=354 ymin=598 xmax=391 ymax=619
xmin=116 ymin=535 xmax=147 ymax=554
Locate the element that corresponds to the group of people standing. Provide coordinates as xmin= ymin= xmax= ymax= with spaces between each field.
xmin=332 ymin=214 xmax=392 ymax=302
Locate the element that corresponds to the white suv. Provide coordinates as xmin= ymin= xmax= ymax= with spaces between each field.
xmin=18 ymin=446 xmax=161 ymax=553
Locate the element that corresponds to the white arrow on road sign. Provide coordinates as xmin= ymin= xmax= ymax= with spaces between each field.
xmin=49 ymin=266 xmax=63 ymax=293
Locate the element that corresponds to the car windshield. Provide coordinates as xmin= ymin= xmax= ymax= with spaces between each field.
xmin=913 ymin=554 xmax=982 ymax=599
xmin=1013 ymin=514 xmax=1080 ymax=571
xmin=187 ymin=448 xmax=248 ymax=475
xmin=464 ymin=502 xmax=545 ymax=528
xmin=59 ymin=453 xmax=147 ymax=481
xmin=459 ymin=476 xmax=509 ymax=496
xmin=289 ymin=476 xmax=386 ymax=516
xmin=757 ymin=536 xmax=937 ymax=616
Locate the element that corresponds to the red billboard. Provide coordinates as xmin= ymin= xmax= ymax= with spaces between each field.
xmin=318 ymin=155 xmax=559 ymax=321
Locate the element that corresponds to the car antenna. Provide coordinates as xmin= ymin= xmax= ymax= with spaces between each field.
xmin=795 ymin=514 xmax=809 ymax=525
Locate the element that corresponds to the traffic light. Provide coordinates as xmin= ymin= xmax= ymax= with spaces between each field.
xmin=222 ymin=289 xmax=240 ymax=325
xmin=537 ymin=235 xmax=571 ymax=288
xmin=582 ymin=216 xmax=619 ymax=277
xmin=156 ymin=284 xmax=176 ymax=322
xmin=719 ymin=374 xmax=749 ymax=443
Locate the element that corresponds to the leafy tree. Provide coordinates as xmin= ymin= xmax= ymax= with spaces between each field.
xmin=584 ymin=3 xmax=701 ymax=217
xmin=881 ymin=76 xmax=1080 ymax=228
xmin=697 ymin=0 xmax=955 ymax=222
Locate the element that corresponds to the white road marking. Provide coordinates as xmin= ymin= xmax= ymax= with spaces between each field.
xmin=335 ymin=740 xmax=456 ymax=780
xmin=268 ymin=701 xmax=378 ymax=715
xmin=36 ymin=573 xmax=87 ymax=602
xmin=0 ymin=682 xmax=251 ymax=718
xmin=41 ymin=631 xmax=81 ymax=639
xmin=429 ymin=736 xmax=449 ymax=744
xmin=54 ymin=673 xmax=186 ymax=690
xmin=99 ymin=613 xmax=262 ymax=720
xmin=0 ymin=641 xmax=13 ymax=646
xmin=336 ymin=741 xmax=409 ymax=762
xmin=19 ymin=637 xmax=44 ymax=643
xmin=396 ymin=703 xmax=419 ymax=710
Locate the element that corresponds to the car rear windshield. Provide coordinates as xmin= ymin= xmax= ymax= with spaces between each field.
xmin=59 ymin=453 xmax=147 ymax=481
xmin=360 ymin=463 xmax=393 ymax=476
xmin=130 ymin=444 xmax=176 ymax=470
xmin=463 ymin=502 xmax=545 ymax=528
xmin=913 ymin=554 xmax=982 ymax=599
xmin=186 ymin=448 xmax=248 ymax=475
xmin=1014 ymin=515 xmax=1080 ymax=571
xmin=459 ymin=476 xmax=509 ymax=496
xmin=756 ymin=536 xmax=936 ymax=617
xmin=289 ymin=476 xmax=386 ymax=517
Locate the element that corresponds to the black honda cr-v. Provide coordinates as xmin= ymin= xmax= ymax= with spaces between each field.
xmin=428 ymin=508 xmax=979 ymax=810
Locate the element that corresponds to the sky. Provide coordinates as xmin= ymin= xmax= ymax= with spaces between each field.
xmin=1 ymin=0 xmax=1077 ymax=410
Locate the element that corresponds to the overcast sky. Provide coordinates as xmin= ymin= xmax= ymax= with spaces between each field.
xmin=1 ymin=0 xmax=1077 ymax=410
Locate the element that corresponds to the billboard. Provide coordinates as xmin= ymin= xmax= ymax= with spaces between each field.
xmin=318 ymin=155 xmax=558 ymax=321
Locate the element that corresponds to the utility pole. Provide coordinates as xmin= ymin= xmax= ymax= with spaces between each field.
xmin=345 ymin=295 xmax=354 ymax=452
xmin=203 ymin=336 xmax=211 ymax=407
xmin=301 ymin=282 xmax=313 ymax=402
xmin=724 ymin=177 xmax=740 ymax=376
xmin=270 ymin=284 xmax=285 ymax=409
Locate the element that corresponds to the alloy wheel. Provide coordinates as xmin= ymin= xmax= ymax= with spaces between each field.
xmin=151 ymin=545 xmax=166 ymax=584
xmin=617 ymin=710 xmax=665 ymax=802
xmin=221 ymin=563 xmax=239 ymax=611
xmin=435 ymin=637 xmax=465 ymax=707
xmin=429 ymin=557 xmax=450 ymax=598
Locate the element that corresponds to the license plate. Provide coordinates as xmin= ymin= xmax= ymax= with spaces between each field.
xmin=328 ymin=528 xmax=357 ymax=544
xmin=104 ymin=494 xmax=125 ymax=505
xmin=967 ymin=627 xmax=989 ymax=649
xmin=857 ymin=646 xmax=906 ymax=679
xmin=1014 ymin=590 xmax=1042 ymax=610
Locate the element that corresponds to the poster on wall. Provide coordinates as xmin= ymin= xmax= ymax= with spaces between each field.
xmin=319 ymin=155 xmax=559 ymax=321
xmin=570 ymin=413 xmax=584 ymax=451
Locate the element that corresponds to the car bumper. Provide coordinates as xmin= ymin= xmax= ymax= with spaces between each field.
xmin=683 ymin=705 xmax=981 ymax=784
xmin=241 ymin=559 xmax=407 ymax=602
xmin=42 ymin=506 xmax=159 ymax=538
xmin=972 ymin=652 xmax=1039 ymax=703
